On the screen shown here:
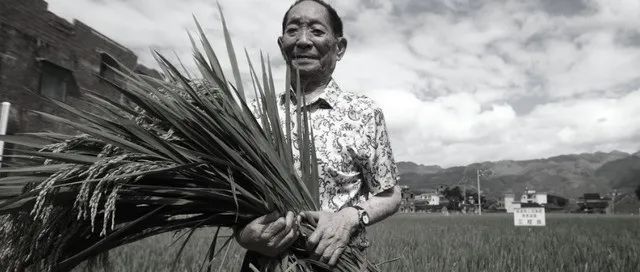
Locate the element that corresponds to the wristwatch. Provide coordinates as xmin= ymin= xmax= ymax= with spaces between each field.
xmin=352 ymin=205 xmax=370 ymax=227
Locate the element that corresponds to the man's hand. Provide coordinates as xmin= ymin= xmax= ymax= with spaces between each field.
xmin=235 ymin=211 xmax=300 ymax=257
xmin=303 ymin=208 xmax=360 ymax=266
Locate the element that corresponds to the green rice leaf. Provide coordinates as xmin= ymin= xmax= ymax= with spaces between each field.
xmin=12 ymin=150 xmax=98 ymax=164
xmin=202 ymin=226 xmax=221 ymax=272
xmin=0 ymin=176 xmax=48 ymax=185
xmin=0 ymin=135 xmax=53 ymax=149
xmin=217 ymin=2 xmax=245 ymax=102
xmin=0 ymin=164 xmax=73 ymax=174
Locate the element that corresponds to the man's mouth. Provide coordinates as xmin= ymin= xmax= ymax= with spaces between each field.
xmin=294 ymin=55 xmax=318 ymax=60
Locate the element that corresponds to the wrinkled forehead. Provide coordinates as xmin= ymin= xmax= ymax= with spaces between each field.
xmin=284 ymin=1 xmax=331 ymax=27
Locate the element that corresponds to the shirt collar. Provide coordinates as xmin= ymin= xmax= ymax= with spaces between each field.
xmin=280 ymin=79 xmax=340 ymax=109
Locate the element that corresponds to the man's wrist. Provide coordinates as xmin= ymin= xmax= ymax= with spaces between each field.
xmin=341 ymin=207 xmax=361 ymax=232
xmin=234 ymin=224 xmax=251 ymax=248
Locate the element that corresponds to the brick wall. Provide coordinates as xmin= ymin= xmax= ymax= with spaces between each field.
xmin=0 ymin=0 xmax=159 ymax=135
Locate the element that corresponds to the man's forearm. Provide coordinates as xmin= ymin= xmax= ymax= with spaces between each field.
xmin=355 ymin=185 xmax=401 ymax=225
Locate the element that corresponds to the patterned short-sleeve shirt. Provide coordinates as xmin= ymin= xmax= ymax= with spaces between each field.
xmin=252 ymin=79 xmax=398 ymax=212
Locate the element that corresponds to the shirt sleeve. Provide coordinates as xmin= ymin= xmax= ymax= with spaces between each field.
xmin=363 ymin=107 xmax=399 ymax=195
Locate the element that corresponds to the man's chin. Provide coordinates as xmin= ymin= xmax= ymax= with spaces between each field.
xmin=290 ymin=63 xmax=319 ymax=75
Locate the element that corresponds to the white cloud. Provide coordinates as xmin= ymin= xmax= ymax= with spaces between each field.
xmin=368 ymin=87 xmax=640 ymax=166
xmin=367 ymin=89 xmax=518 ymax=165
xmin=46 ymin=0 xmax=640 ymax=166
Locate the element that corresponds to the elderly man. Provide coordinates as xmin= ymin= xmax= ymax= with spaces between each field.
xmin=236 ymin=0 xmax=401 ymax=269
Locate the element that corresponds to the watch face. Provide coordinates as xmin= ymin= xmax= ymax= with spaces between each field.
xmin=362 ymin=213 xmax=370 ymax=225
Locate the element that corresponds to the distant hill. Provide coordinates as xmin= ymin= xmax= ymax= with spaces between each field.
xmin=595 ymin=154 xmax=640 ymax=189
xmin=397 ymin=162 xmax=442 ymax=174
xmin=612 ymin=193 xmax=640 ymax=214
xmin=398 ymin=151 xmax=640 ymax=199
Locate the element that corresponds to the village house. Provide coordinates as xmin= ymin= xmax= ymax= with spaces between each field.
xmin=503 ymin=189 xmax=570 ymax=213
xmin=503 ymin=193 xmax=518 ymax=213
xmin=503 ymin=190 xmax=547 ymax=213
xmin=414 ymin=189 xmax=450 ymax=212
xmin=520 ymin=189 xmax=548 ymax=206
xmin=577 ymin=193 xmax=610 ymax=213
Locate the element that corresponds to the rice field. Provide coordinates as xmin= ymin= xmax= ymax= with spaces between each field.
xmin=77 ymin=214 xmax=640 ymax=272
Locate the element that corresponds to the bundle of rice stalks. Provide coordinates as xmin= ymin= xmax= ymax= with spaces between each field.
xmin=0 ymin=6 xmax=378 ymax=272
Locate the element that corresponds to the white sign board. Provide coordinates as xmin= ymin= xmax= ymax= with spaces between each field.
xmin=513 ymin=207 xmax=545 ymax=226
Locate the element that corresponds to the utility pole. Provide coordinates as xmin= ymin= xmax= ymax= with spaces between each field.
xmin=0 ymin=102 xmax=10 ymax=169
xmin=477 ymin=169 xmax=482 ymax=215
xmin=463 ymin=184 xmax=466 ymax=210
xmin=611 ymin=189 xmax=617 ymax=215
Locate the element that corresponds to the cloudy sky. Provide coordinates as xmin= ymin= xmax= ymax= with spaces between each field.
xmin=48 ymin=0 xmax=640 ymax=167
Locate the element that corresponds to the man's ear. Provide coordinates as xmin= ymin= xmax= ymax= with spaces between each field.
xmin=277 ymin=36 xmax=289 ymax=62
xmin=336 ymin=37 xmax=348 ymax=61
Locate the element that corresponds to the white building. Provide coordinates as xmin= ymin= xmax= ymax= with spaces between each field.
xmin=535 ymin=193 xmax=547 ymax=205
xmin=521 ymin=189 xmax=547 ymax=205
xmin=505 ymin=190 xmax=546 ymax=213
xmin=504 ymin=193 xmax=516 ymax=213
xmin=428 ymin=194 xmax=440 ymax=205
xmin=416 ymin=193 xmax=440 ymax=205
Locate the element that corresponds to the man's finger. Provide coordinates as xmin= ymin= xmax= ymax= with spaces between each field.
xmin=283 ymin=211 xmax=294 ymax=234
xmin=303 ymin=211 xmax=320 ymax=221
xmin=255 ymin=211 xmax=280 ymax=224
xmin=328 ymin=246 xmax=345 ymax=266
xmin=262 ymin=217 xmax=286 ymax=237
xmin=268 ymin=223 xmax=290 ymax=248
xmin=320 ymin=244 xmax=334 ymax=263
xmin=306 ymin=227 xmax=323 ymax=250
xmin=275 ymin=227 xmax=299 ymax=250
xmin=313 ymin=233 xmax=332 ymax=258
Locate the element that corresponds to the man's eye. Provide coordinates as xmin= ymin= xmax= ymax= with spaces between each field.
xmin=286 ymin=27 xmax=298 ymax=35
xmin=311 ymin=29 xmax=325 ymax=36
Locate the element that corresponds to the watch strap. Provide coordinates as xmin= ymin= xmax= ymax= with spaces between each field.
xmin=352 ymin=205 xmax=369 ymax=227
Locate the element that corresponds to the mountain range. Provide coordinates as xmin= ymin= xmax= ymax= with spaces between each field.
xmin=397 ymin=150 xmax=640 ymax=200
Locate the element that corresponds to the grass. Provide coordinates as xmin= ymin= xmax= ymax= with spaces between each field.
xmin=367 ymin=214 xmax=640 ymax=272
xmin=76 ymin=213 xmax=640 ymax=272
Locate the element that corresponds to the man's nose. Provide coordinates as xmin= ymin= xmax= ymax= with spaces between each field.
xmin=295 ymin=29 xmax=313 ymax=48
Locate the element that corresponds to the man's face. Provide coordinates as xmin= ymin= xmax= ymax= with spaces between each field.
xmin=279 ymin=1 xmax=346 ymax=81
